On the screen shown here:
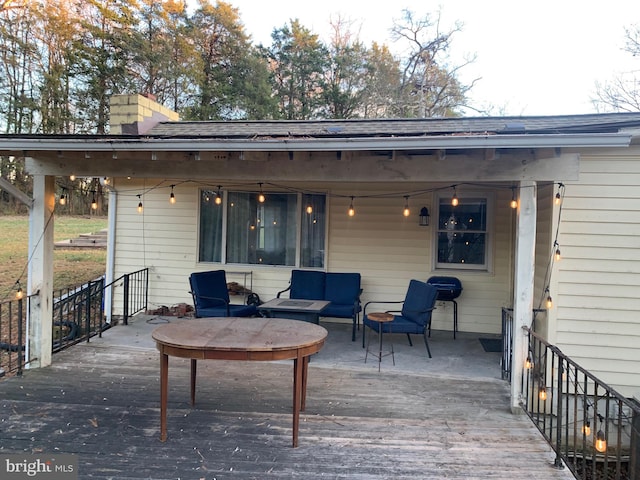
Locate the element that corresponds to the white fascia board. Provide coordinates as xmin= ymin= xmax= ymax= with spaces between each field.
xmin=0 ymin=132 xmax=632 ymax=153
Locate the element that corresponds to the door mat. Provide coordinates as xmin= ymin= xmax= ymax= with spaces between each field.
xmin=479 ymin=338 xmax=502 ymax=353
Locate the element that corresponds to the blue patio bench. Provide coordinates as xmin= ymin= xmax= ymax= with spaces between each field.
xmin=277 ymin=270 xmax=362 ymax=341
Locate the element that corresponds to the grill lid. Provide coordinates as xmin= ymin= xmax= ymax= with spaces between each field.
xmin=427 ymin=276 xmax=463 ymax=301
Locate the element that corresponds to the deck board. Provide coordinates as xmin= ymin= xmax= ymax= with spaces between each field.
xmin=0 ymin=322 xmax=575 ymax=479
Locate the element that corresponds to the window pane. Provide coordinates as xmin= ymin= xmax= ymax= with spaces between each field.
xmin=199 ymin=190 xmax=223 ymax=262
xmin=437 ymin=197 xmax=487 ymax=266
xmin=227 ymin=192 xmax=297 ymax=265
xmin=301 ymin=194 xmax=326 ymax=268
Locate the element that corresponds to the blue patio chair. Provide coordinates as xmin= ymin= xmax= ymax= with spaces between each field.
xmin=362 ymin=280 xmax=438 ymax=358
xmin=189 ymin=270 xmax=257 ymax=318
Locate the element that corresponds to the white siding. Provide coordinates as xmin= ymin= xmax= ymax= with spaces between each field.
xmin=553 ymin=148 xmax=640 ymax=397
xmin=111 ymin=180 xmax=517 ymax=337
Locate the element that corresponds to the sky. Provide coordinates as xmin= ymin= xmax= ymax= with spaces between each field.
xmin=212 ymin=0 xmax=640 ymax=117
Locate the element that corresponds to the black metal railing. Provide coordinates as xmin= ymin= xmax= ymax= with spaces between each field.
xmin=501 ymin=307 xmax=545 ymax=381
xmin=0 ymin=268 xmax=149 ymax=376
xmin=522 ymin=327 xmax=640 ymax=480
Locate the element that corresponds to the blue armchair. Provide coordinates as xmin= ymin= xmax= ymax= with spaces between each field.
xmin=189 ymin=270 xmax=257 ymax=318
xmin=362 ymin=280 xmax=438 ymax=358
xmin=277 ymin=270 xmax=362 ymax=341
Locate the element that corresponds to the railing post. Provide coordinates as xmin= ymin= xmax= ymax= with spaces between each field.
xmin=123 ymin=273 xmax=130 ymax=326
xmin=553 ymin=353 xmax=564 ymax=469
xmin=85 ymin=280 xmax=92 ymax=343
xmin=17 ymin=298 xmax=24 ymax=376
xmin=631 ymin=395 xmax=640 ymax=480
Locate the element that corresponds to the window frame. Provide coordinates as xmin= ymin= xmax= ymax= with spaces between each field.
xmin=197 ymin=188 xmax=327 ymax=268
xmin=433 ymin=191 xmax=494 ymax=272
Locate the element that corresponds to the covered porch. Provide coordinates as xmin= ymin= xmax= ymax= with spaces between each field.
xmin=0 ymin=315 xmax=575 ymax=479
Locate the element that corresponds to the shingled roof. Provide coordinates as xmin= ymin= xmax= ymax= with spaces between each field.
xmin=146 ymin=112 xmax=640 ymax=139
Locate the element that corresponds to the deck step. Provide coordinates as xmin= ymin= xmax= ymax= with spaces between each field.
xmin=54 ymin=228 xmax=108 ymax=249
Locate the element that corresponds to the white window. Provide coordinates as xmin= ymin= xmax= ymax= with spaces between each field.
xmin=435 ymin=193 xmax=491 ymax=271
xmin=199 ymin=189 xmax=326 ymax=267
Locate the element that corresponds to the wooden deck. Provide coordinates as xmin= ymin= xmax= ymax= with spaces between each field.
xmin=0 ymin=318 xmax=575 ymax=479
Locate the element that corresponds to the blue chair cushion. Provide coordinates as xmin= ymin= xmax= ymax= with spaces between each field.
xmin=364 ymin=314 xmax=420 ymax=334
xmin=322 ymin=303 xmax=357 ymax=318
xmin=197 ymin=304 xmax=257 ymax=318
xmin=290 ymin=270 xmax=325 ymax=300
xmin=189 ymin=270 xmax=230 ymax=309
xmin=324 ymin=272 xmax=361 ymax=306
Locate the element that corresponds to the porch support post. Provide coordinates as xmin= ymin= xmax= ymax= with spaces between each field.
xmin=510 ymin=180 xmax=537 ymax=412
xmin=27 ymin=174 xmax=55 ymax=368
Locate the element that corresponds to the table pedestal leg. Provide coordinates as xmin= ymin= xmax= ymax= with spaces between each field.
xmin=292 ymin=353 xmax=307 ymax=448
xmin=190 ymin=359 xmax=197 ymax=406
xmin=160 ymin=352 xmax=168 ymax=442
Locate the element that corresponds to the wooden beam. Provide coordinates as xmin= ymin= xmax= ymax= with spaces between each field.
xmin=28 ymin=174 xmax=55 ymax=369
xmin=25 ymin=151 xmax=580 ymax=182
xmin=0 ymin=175 xmax=33 ymax=207
xmin=511 ymin=181 xmax=537 ymax=412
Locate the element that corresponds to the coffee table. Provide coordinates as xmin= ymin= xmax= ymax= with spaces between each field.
xmin=258 ymin=297 xmax=330 ymax=324
xmin=152 ymin=317 xmax=327 ymax=447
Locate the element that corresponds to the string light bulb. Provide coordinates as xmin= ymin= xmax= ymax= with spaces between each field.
xmin=348 ymin=197 xmax=355 ymax=217
xmin=15 ymin=281 xmax=23 ymax=300
xmin=510 ymin=187 xmax=518 ymax=209
xmin=555 ymin=246 xmax=561 ymax=261
xmin=403 ymin=196 xmax=410 ymax=217
xmin=59 ymin=191 xmax=66 ymax=206
xmin=451 ymin=186 xmax=459 ymax=207
xmin=69 ymin=174 xmax=76 ymax=181
xmin=306 ymin=204 xmax=313 ymax=214
xmin=91 ymin=194 xmax=98 ymax=210
xmin=524 ymin=355 xmax=533 ymax=369
xmin=137 ymin=195 xmax=143 ymax=214
xmin=546 ymin=293 xmax=553 ymax=309
xmin=582 ymin=420 xmax=591 ymax=436
xmin=538 ymin=386 xmax=547 ymax=401
xmin=258 ymin=183 xmax=265 ymax=203
xmin=215 ymin=186 xmax=222 ymax=205
xmin=595 ymin=430 xmax=607 ymax=453
xmin=169 ymin=185 xmax=176 ymax=204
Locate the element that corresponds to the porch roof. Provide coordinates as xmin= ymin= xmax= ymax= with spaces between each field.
xmin=0 ymin=112 xmax=639 ymax=155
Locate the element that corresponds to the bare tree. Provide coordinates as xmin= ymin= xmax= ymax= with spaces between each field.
xmin=390 ymin=8 xmax=477 ymax=117
xmin=593 ymin=25 xmax=640 ymax=112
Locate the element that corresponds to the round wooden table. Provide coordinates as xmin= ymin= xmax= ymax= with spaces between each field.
xmin=365 ymin=312 xmax=395 ymax=371
xmin=152 ymin=317 xmax=327 ymax=447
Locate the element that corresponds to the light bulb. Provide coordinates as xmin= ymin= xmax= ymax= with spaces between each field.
xmin=403 ymin=196 xmax=410 ymax=217
xmin=306 ymin=205 xmax=313 ymax=214
xmin=555 ymin=192 xmax=562 ymax=205
xmin=524 ymin=356 xmax=533 ymax=369
xmin=91 ymin=198 xmax=98 ymax=210
xmin=510 ymin=198 xmax=518 ymax=209
xmin=215 ymin=194 xmax=222 ymax=205
xmin=69 ymin=174 xmax=76 ymax=181
xmin=348 ymin=197 xmax=355 ymax=217
xmin=59 ymin=194 xmax=66 ymax=206
xmin=595 ymin=430 xmax=607 ymax=453
xmin=16 ymin=286 xmax=23 ymax=300
xmin=546 ymin=295 xmax=553 ymax=309
xmin=452 ymin=194 xmax=459 ymax=207
xmin=582 ymin=421 xmax=591 ymax=436
xmin=555 ymin=248 xmax=561 ymax=261
xmin=539 ymin=386 xmax=547 ymax=401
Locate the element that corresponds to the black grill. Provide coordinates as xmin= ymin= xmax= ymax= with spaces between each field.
xmin=426 ymin=276 xmax=462 ymax=339
xmin=427 ymin=276 xmax=463 ymax=301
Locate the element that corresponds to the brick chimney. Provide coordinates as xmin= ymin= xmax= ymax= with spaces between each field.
xmin=109 ymin=94 xmax=179 ymax=135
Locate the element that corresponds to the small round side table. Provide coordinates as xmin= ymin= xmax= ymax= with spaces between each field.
xmin=365 ymin=312 xmax=395 ymax=371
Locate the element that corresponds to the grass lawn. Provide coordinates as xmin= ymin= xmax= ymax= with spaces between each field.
xmin=0 ymin=215 xmax=108 ymax=301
